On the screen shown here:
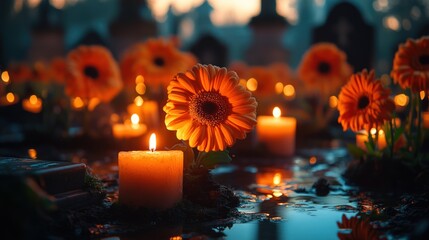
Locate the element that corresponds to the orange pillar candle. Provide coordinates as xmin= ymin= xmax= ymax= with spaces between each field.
xmin=118 ymin=133 xmax=184 ymax=209
xmin=256 ymin=107 xmax=296 ymax=156
xmin=22 ymin=95 xmax=42 ymax=113
xmin=377 ymin=130 xmax=387 ymax=149
xmin=355 ymin=130 xmax=368 ymax=150
xmin=356 ymin=129 xmax=387 ymax=150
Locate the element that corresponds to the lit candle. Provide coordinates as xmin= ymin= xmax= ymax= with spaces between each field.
xmin=256 ymin=107 xmax=296 ymax=156
xmin=127 ymin=96 xmax=144 ymax=116
xmin=142 ymin=100 xmax=159 ymax=129
xmin=423 ymin=112 xmax=429 ymax=128
xmin=71 ymin=97 xmax=85 ymax=110
xmin=356 ymin=128 xmax=387 ymax=150
xmin=0 ymin=92 xmax=19 ymax=106
xmin=118 ymin=133 xmax=184 ymax=209
xmin=113 ymin=114 xmax=147 ymax=139
xmin=355 ymin=130 xmax=368 ymax=150
xmin=22 ymin=95 xmax=42 ymax=113
xmin=378 ymin=130 xmax=387 ymax=150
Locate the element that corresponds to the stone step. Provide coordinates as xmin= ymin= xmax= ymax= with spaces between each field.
xmin=0 ymin=157 xmax=90 ymax=208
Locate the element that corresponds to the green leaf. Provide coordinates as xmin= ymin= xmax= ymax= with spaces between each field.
xmin=198 ymin=150 xmax=232 ymax=169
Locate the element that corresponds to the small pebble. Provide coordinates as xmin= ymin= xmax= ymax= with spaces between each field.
xmin=313 ymin=178 xmax=330 ymax=196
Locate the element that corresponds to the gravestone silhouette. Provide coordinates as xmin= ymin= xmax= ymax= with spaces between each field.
xmin=418 ymin=24 xmax=429 ymax=38
xmin=70 ymin=30 xmax=108 ymax=50
xmin=245 ymin=0 xmax=288 ymax=65
xmin=190 ymin=35 xmax=227 ymax=67
xmin=312 ymin=2 xmax=374 ymax=71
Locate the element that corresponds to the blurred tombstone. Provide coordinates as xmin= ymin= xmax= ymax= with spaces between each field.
xmin=0 ymin=0 xmax=32 ymax=66
xmin=110 ymin=0 xmax=157 ymax=58
xmin=190 ymin=35 xmax=227 ymax=67
xmin=312 ymin=2 xmax=374 ymax=71
xmin=63 ymin=0 xmax=118 ymax=51
xmin=28 ymin=1 xmax=64 ymax=62
xmin=71 ymin=30 xmax=108 ymax=50
xmin=245 ymin=0 xmax=289 ymax=65
xmin=418 ymin=24 xmax=429 ymax=38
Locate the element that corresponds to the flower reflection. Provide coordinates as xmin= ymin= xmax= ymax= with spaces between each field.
xmin=337 ymin=214 xmax=386 ymax=240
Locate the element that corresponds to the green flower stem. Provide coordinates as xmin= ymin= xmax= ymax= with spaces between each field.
xmin=407 ymin=92 xmax=417 ymax=154
xmin=415 ymin=92 xmax=422 ymax=159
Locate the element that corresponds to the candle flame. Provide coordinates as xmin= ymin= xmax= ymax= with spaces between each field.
xmin=149 ymin=133 xmax=156 ymax=152
xmin=73 ymin=97 xmax=84 ymax=109
xmin=394 ymin=94 xmax=409 ymax=107
xmin=283 ymin=84 xmax=295 ymax=97
xmin=420 ymin=91 xmax=426 ymax=100
xmin=29 ymin=95 xmax=38 ymax=105
xmin=273 ymin=107 xmax=281 ymax=118
xmin=131 ymin=113 xmax=140 ymax=125
xmin=246 ymin=78 xmax=258 ymax=91
xmin=275 ymin=82 xmax=284 ymax=94
xmin=134 ymin=96 xmax=144 ymax=106
xmin=1 ymin=71 xmax=10 ymax=83
xmin=273 ymin=173 xmax=282 ymax=185
xmin=6 ymin=92 xmax=15 ymax=103
xmin=370 ymin=128 xmax=377 ymax=135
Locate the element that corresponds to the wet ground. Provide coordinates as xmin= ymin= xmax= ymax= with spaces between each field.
xmin=2 ymin=140 xmax=429 ymax=239
xmin=82 ymin=146 xmax=372 ymax=239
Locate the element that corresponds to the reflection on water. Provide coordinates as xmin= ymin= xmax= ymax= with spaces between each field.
xmin=211 ymin=149 xmax=358 ymax=240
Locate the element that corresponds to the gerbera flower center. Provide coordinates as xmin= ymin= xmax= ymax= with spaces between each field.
xmin=318 ymin=61 xmax=331 ymax=74
xmin=153 ymin=57 xmax=165 ymax=67
xmin=419 ymin=54 xmax=429 ymax=65
xmin=357 ymin=95 xmax=370 ymax=109
xmin=84 ymin=65 xmax=99 ymax=79
xmin=189 ymin=91 xmax=232 ymax=126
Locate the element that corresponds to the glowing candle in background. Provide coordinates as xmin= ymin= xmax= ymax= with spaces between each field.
xmin=112 ymin=113 xmax=147 ymax=139
xmin=72 ymin=97 xmax=85 ymax=110
xmin=118 ymin=133 xmax=184 ymax=209
xmin=356 ymin=128 xmax=387 ymax=151
xmin=0 ymin=92 xmax=19 ymax=106
xmin=22 ymin=95 xmax=42 ymax=113
xmin=142 ymin=100 xmax=159 ymax=129
xmin=355 ymin=130 xmax=369 ymax=150
xmin=256 ymin=107 xmax=296 ymax=157
xmin=377 ymin=129 xmax=387 ymax=150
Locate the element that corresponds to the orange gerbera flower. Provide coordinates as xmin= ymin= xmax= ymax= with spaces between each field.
xmin=247 ymin=66 xmax=279 ymax=98
xmin=49 ymin=57 xmax=67 ymax=83
xmin=66 ymin=45 xmax=122 ymax=103
xmin=120 ymin=38 xmax=197 ymax=89
xmin=391 ymin=36 xmax=429 ymax=92
xmin=269 ymin=62 xmax=295 ymax=83
xmin=298 ymin=42 xmax=352 ymax=97
xmin=338 ymin=69 xmax=394 ymax=132
xmin=7 ymin=62 xmax=32 ymax=83
xmin=164 ymin=64 xmax=258 ymax=152
xmin=31 ymin=61 xmax=51 ymax=82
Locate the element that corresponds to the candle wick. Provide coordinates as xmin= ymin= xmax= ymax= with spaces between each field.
xmin=150 ymin=148 xmax=155 ymax=152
